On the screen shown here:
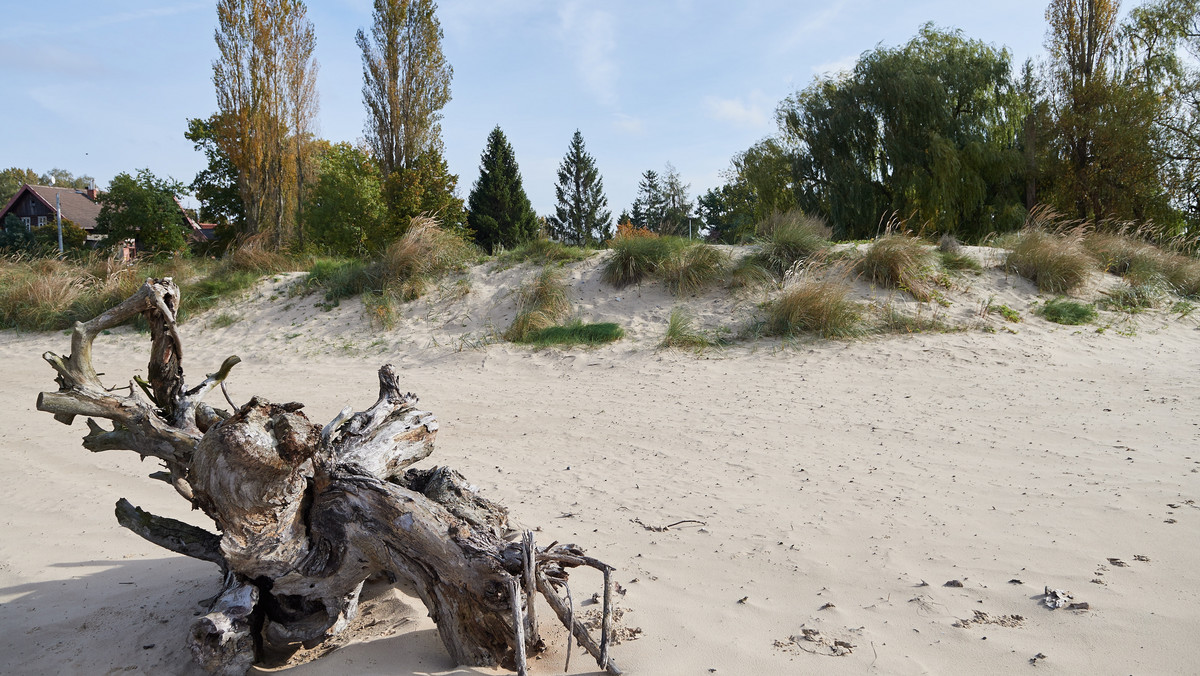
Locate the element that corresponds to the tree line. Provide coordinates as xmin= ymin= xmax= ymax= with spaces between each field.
xmin=703 ymin=0 xmax=1200 ymax=243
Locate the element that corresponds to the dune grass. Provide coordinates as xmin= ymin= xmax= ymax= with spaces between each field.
xmin=305 ymin=217 xmax=474 ymax=317
xmin=503 ymin=267 xmax=573 ymax=342
xmin=494 ymin=238 xmax=592 ymax=268
xmin=1005 ymin=229 xmax=1096 ymax=294
xmin=602 ymin=235 xmax=687 ymax=287
xmin=857 ymin=234 xmax=936 ymax=301
xmin=1164 ymin=256 xmax=1200 ymax=297
xmin=659 ymin=244 xmax=728 ymax=295
xmin=1040 ymin=297 xmax=1098 ymax=325
xmin=766 ymin=278 xmax=863 ymax=339
xmin=659 ymin=307 xmax=719 ymax=349
xmin=874 ymin=304 xmax=951 ymax=334
xmin=1103 ymin=282 xmax=1161 ymax=313
xmin=751 ymin=210 xmax=832 ymax=278
xmin=518 ymin=320 xmax=624 ymax=347
xmin=939 ymin=249 xmax=982 ymax=272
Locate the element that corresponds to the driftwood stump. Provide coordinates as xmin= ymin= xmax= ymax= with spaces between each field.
xmin=36 ymin=278 xmax=621 ymax=675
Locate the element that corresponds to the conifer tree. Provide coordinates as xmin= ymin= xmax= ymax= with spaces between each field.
xmin=630 ymin=169 xmax=662 ymax=229
xmin=546 ymin=130 xmax=612 ymax=246
xmin=467 ymin=126 xmax=538 ymax=252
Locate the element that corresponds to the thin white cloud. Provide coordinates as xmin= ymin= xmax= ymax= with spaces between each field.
xmin=613 ymin=113 xmax=644 ymax=134
xmin=775 ymin=0 xmax=853 ymax=54
xmin=1 ymin=2 xmax=208 ymax=39
xmin=558 ymin=2 xmax=618 ymax=107
xmin=704 ymin=92 xmax=773 ymax=131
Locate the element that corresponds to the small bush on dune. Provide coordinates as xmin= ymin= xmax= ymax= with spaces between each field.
xmin=1005 ymin=229 xmax=1096 ymax=294
xmin=504 ymin=267 xmax=572 ymax=342
xmin=659 ymin=307 xmax=718 ymax=349
xmin=857 ymin=234 xmax=936 ymax=301
xmin=659 ymin=244 xmax=728 ymax=296
xmin=1041 ymin=297 xmax=1097 ymax=325
xmin=753 ymin=210 xmax=831 ymax=277
xmin=766 ymin=278 xmax=863 ymax=339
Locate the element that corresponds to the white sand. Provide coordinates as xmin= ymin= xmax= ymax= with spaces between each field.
xmin=1 ymin=250 xmax=1198 ymax=675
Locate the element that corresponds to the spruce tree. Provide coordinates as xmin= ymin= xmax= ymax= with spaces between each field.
xmin=546 ymin=130 xmax=612 ymax=246
xmin=630 ymin=169 xmax=664 ymax=230
xmin=467 ymin=126 xmax=539 ymax=253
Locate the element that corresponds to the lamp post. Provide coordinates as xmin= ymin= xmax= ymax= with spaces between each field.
xmin=56 ymin=193 xmax=63 ymax=253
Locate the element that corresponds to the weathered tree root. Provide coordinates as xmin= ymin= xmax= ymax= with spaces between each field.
xmin=35 ymin=278 xmax=622 ymax=675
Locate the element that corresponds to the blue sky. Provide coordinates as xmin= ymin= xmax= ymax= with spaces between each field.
xmin=3 ymin=0 xmax=1058 ymax=217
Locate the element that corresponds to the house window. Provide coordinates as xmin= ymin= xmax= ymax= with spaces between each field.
xmin=37 ymin=216 xmax=47 ymax=227
xmin=20 ymin=217 xmax=30 ymax=229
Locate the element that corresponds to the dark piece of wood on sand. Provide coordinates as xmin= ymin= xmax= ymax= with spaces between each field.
xmin=35 ymin=278 xmax=623 ymax=675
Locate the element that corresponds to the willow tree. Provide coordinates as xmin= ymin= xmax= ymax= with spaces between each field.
xmin=778 ymin=24 xmax=1025 ymax=240
xmin=213 ymin=0 xmax=319 ymax=247
xmin=357 ymin=0 xmax=452 ymax=177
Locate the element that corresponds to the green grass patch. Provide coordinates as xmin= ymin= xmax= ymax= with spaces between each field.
xmin=517 ymin=320 xmax=624 ymax=346
xmin=939 ymin=249 xmax=982 ymax=272
xmin=1040 ymin=297 xmax=1097 ymax=325
xmin=1102 ymin=282 xmax=1161 ymax=313
xmin=875 ymin=305 xmax=952 ymax=334
xmin=495 ymin=238 xmax=592 ymax=268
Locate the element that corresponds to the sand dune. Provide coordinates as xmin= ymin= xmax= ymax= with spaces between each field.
xmin=1 ymin=249 xmax=1198 ymax=675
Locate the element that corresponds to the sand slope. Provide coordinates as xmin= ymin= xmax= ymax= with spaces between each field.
xmin=1 ymin=250 xmax=1198 ymax=675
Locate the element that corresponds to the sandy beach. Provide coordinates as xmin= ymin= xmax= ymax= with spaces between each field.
xmin=1 ymin=252 xmax=1198 ymax=675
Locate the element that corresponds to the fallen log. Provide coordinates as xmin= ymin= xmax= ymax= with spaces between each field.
xmin=35 ymin=278 xmax=622 ymax=674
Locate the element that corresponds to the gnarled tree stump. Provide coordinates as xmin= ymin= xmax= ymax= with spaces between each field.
xmin=36 ymin=278 xmax=621 ymax=675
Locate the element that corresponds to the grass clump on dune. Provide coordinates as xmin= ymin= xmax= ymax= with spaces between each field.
xmin=1040 ymin=297 xmax=1097 ymax=325
xmin=495 ymin=238 xmax=592 ymax=268
xmin=520 ymin=320 xmax=624 ymax=347
xmin=1083 ymin=232 xmax=1166 ymax=286
xmin=659 ymin=307 xmax=719 ymax=349
xmin=752 ymin=210 xmax=832 ymax=278
xmin=503 ymin=267 xmax=572 ymax=342
xmin=659 ymin=243 xmax=728 ymax=295
xmin=602 ymin=235 xmax=684 ymax=287
xmin=875 ymin=304 xmax=951 ymax=334
xmin=856 ymin=233 xmax=936 ymax=301
xmin=307 ymin=217 xmax=473 ymax=307
xmin=1102 ymin=282 xmax=1161 ymax=313
xmin=766 ymin=278 xmax=863 ymax=339
xmin=1005 ymin=228 xmax=1096 ymax=294
xmin=1164 ymin=256 xmax=1200 ymax=297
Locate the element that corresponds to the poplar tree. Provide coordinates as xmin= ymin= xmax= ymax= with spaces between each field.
xmin=467 ymin=126 xmax=538 ymax=253
xmin=357 ymin=0 xmax=452 ymax=176
xmin=212 ymin=0 xmax=318 ymax=246
xmin=546 ymin=130 xmax=612 ymax=246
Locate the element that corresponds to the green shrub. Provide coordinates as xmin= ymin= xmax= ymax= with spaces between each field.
xmin=857 ymin=234 xmax=936 ymax=301
xmin=1041 ymin=298 xmax=1097 ymax=325
xmin=752 ymin=210 xmax=831 ymax=277
xmin=519 ymin=320 xmax=624 ymax=346
xmin=659 ymin=244 xmax=727 ymax=296
xmin=1005 ymin=229 xmax=1096 ymax=294
xmin=766 ymin=279 xmax=863 ymax=338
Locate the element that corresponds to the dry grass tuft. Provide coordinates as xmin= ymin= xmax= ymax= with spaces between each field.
xmin=753 ymin=210 xmax=832 ymax=278
xmin=857 ymin=234 xmax=936 ymax=301
xmin=504 ymin=267 xmax=572 ymax=342
xmin=659 ymin=244 xmax=728 ymax=296
xmin=766 ymin=277 xmax=863 ymax=338
xmin=1005 ymin=229 xmax=1096 ymax=294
